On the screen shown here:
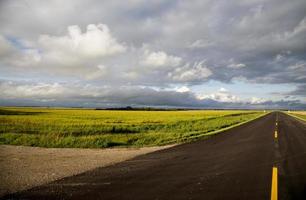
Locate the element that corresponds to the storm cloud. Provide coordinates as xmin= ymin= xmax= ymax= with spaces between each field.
xmin=0 ymin=0 xmax=305 ymax=108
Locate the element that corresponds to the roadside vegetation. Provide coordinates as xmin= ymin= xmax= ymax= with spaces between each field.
xmin=288 ymin=111 xmax=306 ymax=121
xmin=0 ymin=107 xmax=265 ymax=148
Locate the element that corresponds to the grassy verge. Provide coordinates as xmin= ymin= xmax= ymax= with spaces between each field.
xmin=285 ymin=111 xmax=306 ymax=122
xmin=0 ymin=107 xmax=267 ymax=148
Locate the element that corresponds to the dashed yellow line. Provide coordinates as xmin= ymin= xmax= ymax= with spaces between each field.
xmin=271 ymin=116 xmax=278 ymax=200
xmin=274 ymin=130 xmax=278 ymax=139
xmin=271 ymin=167 xmax=278 ymax=200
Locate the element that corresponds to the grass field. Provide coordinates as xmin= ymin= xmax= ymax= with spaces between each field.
xmin=0 ymin=107 xmax=266 ymax=148
xmin=288 ymin=111 xmax=306 ymax=121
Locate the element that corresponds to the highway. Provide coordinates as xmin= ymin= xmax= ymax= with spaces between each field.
xmin=3 ymin=112 xmax=306 ymax=200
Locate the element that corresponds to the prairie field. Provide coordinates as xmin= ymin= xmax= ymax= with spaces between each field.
xmin=289 ymin=111 xmax=306 ymax=121
xmin=0 ymin=107 xmax=265 ymax=148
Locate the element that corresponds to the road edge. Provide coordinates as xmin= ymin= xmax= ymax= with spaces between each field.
xmin=282 ymin=112 xmax=306 ymax=123
xmin=161 ymin=111 xmax=271 ymax=145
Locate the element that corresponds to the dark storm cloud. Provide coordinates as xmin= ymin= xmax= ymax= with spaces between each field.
xmin=0 ymin=0 xmax=305 ymax=108
xmin=1 ymin=0 xmax=305 ymax=85
xmin=287 ymin=84 xmax=306 ymax=97
xmin=0 ymin=79 xmax=305 ymax=109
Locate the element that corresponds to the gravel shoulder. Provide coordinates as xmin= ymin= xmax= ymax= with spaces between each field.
xmin=0 ymin=144 xmax=173 ymax=197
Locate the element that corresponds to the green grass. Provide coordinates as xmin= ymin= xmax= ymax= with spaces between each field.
xmin=0 ymin=107 xmax=266 ymax=148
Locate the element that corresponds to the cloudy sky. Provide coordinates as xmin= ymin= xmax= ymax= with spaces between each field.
xmin=0 ymin=0 xmax=305 ymax=109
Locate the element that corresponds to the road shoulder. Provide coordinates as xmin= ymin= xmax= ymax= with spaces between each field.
xmin=0 ymin=144 xmax=173 ymax=197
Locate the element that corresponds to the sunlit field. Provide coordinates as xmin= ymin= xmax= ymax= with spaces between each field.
xmin=289 ymin=111 xmax=306 ymax=121
xmin=0 ymin=107 xmax=265 ymax=148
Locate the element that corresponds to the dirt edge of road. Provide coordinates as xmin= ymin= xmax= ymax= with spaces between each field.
xmin=0 ymin=144 xmax=174 ymax=197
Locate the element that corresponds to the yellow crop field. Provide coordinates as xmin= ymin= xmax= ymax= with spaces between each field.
xmin=0 ymin=107 xmax=265 ymax=148
xmin=289 ymin=111 xmax=306 ymax=121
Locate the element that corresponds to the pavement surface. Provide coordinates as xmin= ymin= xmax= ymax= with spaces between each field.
xmin=0 ymin=144 xmax=173 ymax=197
xmin=2 ymin=112 xmax=306 ymax=200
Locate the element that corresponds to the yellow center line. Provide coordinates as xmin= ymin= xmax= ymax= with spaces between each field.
xmin=274 ymin=130 xmax=278 ymax=139
xmin=276 ymin=122 xmax=278 ymax=126
xmin=271 ymin=167 xmax=278 ymax=200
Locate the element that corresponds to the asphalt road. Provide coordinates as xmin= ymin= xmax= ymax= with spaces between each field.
xmin=3 ymin=112 xmax=306 ymax=200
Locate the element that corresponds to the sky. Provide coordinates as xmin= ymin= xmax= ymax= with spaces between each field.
xmin=0 ymin=0 xmax=305 ymax=109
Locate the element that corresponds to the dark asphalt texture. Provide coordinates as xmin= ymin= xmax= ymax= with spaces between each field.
xmin=3 ymin=112 xmax=306 ymax=200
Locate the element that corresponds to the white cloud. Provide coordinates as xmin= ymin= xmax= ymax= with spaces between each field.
xmin=227 ymin=58 xmax=246 ymax=69
xmin=0 ymin=81 xmax=65 ymax=98
xmin=219 ymin=87 xmax=228 ymax=92
xmin=141 ymin=50 xmax=182 ymax=68
xmin=197 ymin=88 xmax=240 ymax=103
xmin=175 ymin=86 xmax=190 ymax=93
xmin=196 ymin=89 xmax=272 ymax=106
xmin=0 ymin=24 xmax=126 ymax=79
xmin=250 ymin=97 xmax=267 ymax=104
xmin=228 ymin=63 xmax=246 ymax=69
xmin=38 ymin=24 xmax=126 ymax=59
xmin=169 ymin=61 xmax=212 ymax=82
xmin=189 ymin=39 xmax=214 ymax=49
xmin=0 ymin=24 xmax=128 ymax=80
